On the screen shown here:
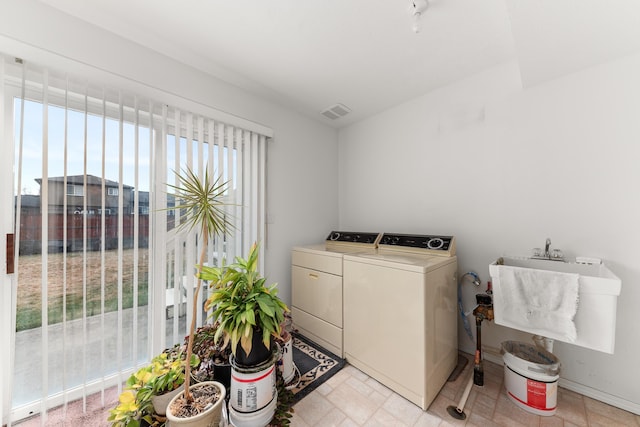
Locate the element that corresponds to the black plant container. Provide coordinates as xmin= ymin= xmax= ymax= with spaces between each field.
xmin=234 ymin=330 xmax=272 ymax=367
xmin=213 ymin=360 xmax=231 ymax=390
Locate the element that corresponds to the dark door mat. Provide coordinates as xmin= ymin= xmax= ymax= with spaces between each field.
xmin=288 ymin=333 xmax=346 ymax=403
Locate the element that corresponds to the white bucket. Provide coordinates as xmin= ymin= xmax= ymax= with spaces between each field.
xmin=277 ymin=338 xmax=295 ymax=384
xmin=230 ymin=352 xmax=277 ymax=413
xmin=502 ymin=341 xmax=560 ymax=416
xmin=229 ymin=393 xmax=277 ymax=427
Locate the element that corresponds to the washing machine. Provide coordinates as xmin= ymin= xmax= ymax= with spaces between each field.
xmin=343 ymin=233 xmax=458 ymax=410
xmin=291 ymin=231 xmax=381 ymax=356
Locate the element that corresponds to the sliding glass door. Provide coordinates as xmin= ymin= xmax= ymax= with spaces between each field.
xmin=7 ymin=84 xmax=154 ymax=422
xmin=1 ymin=54 xmax=268 ymax=425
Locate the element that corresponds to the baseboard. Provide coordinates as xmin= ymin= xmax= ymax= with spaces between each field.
xmin=482 ymin=352 xmax=640 ymax=415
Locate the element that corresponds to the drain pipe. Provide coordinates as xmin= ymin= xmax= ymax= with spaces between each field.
xmin=447 ymin=293 xmax=494 ymax=420
xmin=447 ymin=371 xmax=474 ymax=420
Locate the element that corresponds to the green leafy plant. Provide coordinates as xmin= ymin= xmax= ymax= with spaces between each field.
xmin=269 ymin=368 xmax=295 ymax=426
xmin=133 ymin=350 xmax=200 ymax=405
xmin=108 ymin=389 xmax=151 ymax=427
xmin=108 ymin=348 xmax=198 ymax=427
xmin=188 ymin=322 xmax=231 ymax=382
xmin=202 ymin=242 xmax=289 ymax=358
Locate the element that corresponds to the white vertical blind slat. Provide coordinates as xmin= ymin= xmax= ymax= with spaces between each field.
xmin=81 ymin=82 xmax=89 ymax=414
xmin=61 ymin=74 xmax=69 ymax=414
xmin=207 ymin=120 xmax=215 ymax=270
xmin=171 ymin=107 xmax=181 ymax=345
xmin=242 ymin=129 xmax=251 ymax=254
xmin=40 ymin=69 xmax=50 ymax=426
xmin=196 ymin=116 xmax=204 ymax=326
xmin=99 ymin=88 xmax=108 ymax=397
xmin=185 ymin=112 xmax=195 ymax=332
xmin=132 ymin=96 xmax=140 ymax=371
xmin=216 ymin=123 xmax=227 ymax=263
xmin=147 ymin=100 xmax=156 ymax=358
xmin=116 ymin=91 xmax=125 ymax=393
xmin=232 ymin=127 xmax=243 ymax=256
xmin=258 ymin=134 xmax=267 ymax=272
xmin=250 ymin=133 xmax=259 ymax=255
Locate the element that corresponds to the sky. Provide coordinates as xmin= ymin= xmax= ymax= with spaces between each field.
xmin=13 ymin=97 xmax=236 ymax=202
xmin=15 ymin=99 xmax=152 ymax=195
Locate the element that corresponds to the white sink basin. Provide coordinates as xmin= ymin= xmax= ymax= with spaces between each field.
xmin=489 ymin=257 xmax=621 ymax=354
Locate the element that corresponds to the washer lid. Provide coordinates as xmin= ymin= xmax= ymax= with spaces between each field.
xmin=344 ymin=251 xmax=456 ymax=273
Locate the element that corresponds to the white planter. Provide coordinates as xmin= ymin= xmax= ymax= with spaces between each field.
xmin=151 ymin=387 xmax=181 ymax=416
xmin=166 ymin=381 xmax=226 ymax=427
xmin=278 ymin=336 xmax=295 ymax=384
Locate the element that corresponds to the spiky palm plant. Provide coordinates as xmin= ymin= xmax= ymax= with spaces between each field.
xmin=166 ymin=166 xmax=234 ymax=402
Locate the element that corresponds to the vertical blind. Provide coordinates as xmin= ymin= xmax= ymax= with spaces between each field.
xmin=1 ymin=53 xmax=269 ymax=425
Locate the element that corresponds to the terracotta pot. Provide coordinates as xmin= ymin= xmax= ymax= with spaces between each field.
xmin=166 ymin=381 xmax=226 ymax=427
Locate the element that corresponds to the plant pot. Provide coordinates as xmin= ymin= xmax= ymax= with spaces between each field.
xmin=213 ymin=360 xmax=231 ymax=391
xmin=233 ymin=331 xmax=273 ymax=367
xmin=229 ymin=393 xmax=277 ymax=427
xmin=230 ymin=347 xmax=279 ymax=414
xmin=151 ymin=386 xmax=182 ymax=416
xmin=277 ymin=335 xmax=295 ymax=384
xmin=166 ymin=381 xmax=226 ymax=427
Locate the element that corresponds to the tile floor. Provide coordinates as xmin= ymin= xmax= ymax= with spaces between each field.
xmin=13 ymin=352 xmax=640 ymax=426
xmin=289 ymin=353 xmax=640 ymax=427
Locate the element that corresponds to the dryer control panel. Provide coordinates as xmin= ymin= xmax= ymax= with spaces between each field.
xmin=378 ymin=233 xmax=456 ymax=257
xmin=325 ymin=231 xmax=382 ymax=250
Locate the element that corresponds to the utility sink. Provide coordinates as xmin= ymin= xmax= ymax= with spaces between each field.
xmin=489 ymin=257 xmax=622 ymax=354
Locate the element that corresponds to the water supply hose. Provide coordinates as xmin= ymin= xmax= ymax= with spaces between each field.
xmin=458 ymin=272 xmax=481 ymax=342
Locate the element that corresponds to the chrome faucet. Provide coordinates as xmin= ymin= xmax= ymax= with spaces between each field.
xmin=544 ymin=238 xmax=551 ymax=258
xmin=532 ymin=237 xmax=565 ymax=261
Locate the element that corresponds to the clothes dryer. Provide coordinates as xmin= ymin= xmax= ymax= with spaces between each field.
xmin=291 ymin=231 xmax=380 ymax=357
xmin=343 ymin=233 xmax=458 ymax=410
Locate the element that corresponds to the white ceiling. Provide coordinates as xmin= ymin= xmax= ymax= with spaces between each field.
xmin=40 ymin=0 xmax=640 ymax=127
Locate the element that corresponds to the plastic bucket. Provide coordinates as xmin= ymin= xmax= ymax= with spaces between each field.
xmin=229 ymin=393 xmax=277 ymax=427
xmin=502 ymin=341 xmax=560 ymax=416
xmin=230 ymin=350 xmax=278 ymax=413
xmin=277 ymin=338 xmax=295 ymax=384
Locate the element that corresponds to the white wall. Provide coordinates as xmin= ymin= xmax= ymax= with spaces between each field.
xmin=338 ymin=55 xmax=640 ymax=411
xmin=0 ymin=0 xmax=340 ymax=307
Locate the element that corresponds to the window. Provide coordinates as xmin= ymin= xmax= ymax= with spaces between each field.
xmin=107 ymin=187 xmax=118 ymax=196
xmin=66 ymin=184 xmax=84 ymax=196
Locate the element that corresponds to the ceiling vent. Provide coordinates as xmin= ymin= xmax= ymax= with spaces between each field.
xmin=321 ymin=103 xmax=351 ymax=120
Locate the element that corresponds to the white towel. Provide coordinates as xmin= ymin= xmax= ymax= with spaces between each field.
xmin=497 ymin=265 xmax=579 ymax=342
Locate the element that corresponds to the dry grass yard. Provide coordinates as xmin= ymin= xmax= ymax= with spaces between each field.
xmin=16 ymin=248 xmax=150 ymax=331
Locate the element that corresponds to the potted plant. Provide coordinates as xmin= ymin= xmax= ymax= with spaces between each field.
xmin=108 ymin=347 xmax=198 ymax=426
xmin=189 ymin=322 xmax=232 ymax=390
xmin=144 ymin=349 xmax=200 ymax=416
xmin=164 ymin=166 xmax=233 ymax=426
xmin=201 ymin=243 xmax=288 ymax=426
xmin=108 ymin=389 xmax=151 ymax=427
xmin=201 ymin=242 xmax=289 ymax=367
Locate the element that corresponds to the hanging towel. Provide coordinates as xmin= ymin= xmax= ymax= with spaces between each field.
xmin=497 ymin=265 xmax=579 ymax=342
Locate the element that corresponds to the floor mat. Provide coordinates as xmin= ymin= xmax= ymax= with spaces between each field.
xmin=288 ymin=333 xmax=346 ymax=403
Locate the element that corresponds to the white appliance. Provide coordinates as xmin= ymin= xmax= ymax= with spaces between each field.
xmin=291 ymin=231 xmax=381 ymax=356
xmin=343 ymin=233 xmax=458 ymax=410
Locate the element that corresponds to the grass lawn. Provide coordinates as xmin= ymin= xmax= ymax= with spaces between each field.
xmin=16 ymin=248 xmax=150 ymax=331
